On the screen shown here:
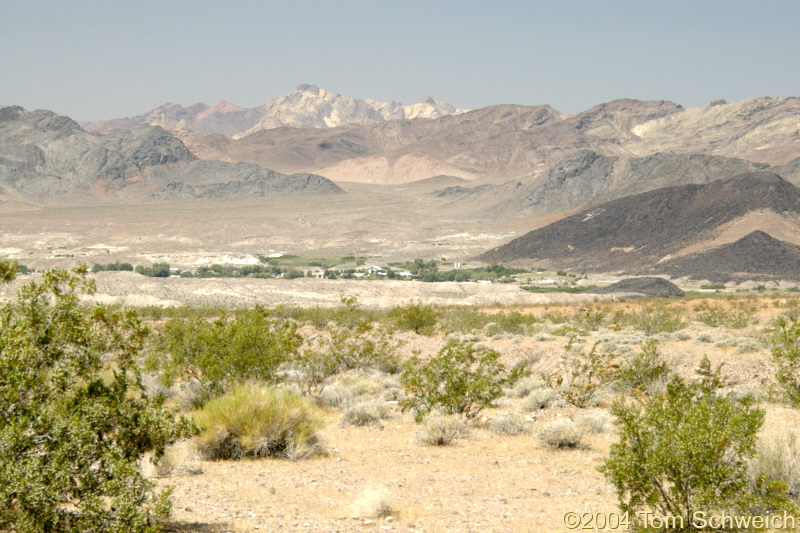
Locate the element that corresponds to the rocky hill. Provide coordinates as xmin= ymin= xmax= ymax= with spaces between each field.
xmin=0 ymin=106 xmax=342 ymax=205
xmin=438 ymin=151 xmax=768 ymax=219
xmin=655 ymin=231 xmax=800 ymax=281
xmin=478 ymin=172 xmax=800 ymax=275
xmin=83 ymin=85 xmax=466 ymax=138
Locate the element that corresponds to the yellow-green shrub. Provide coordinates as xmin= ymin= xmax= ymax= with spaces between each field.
xmin=194 ymin=384 xmax=325 ymax=460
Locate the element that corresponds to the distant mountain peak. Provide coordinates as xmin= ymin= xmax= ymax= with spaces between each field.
xmin=84 ymin=86 xmax=468 ymax=138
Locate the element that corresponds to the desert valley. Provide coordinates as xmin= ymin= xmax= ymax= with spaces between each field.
xmin=4 ymin=81 xmax=800 ymax=533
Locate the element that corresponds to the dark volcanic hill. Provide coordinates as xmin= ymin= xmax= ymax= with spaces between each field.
xmin=655 ymin=231 xmax=800 ymax=281
xmin=0 ymin=106 xmax=342 ymax=205
xmin=478 ymin=172 xmax=800 ymax=273
xmin=588 ymin=277 xmax=684 ymax=298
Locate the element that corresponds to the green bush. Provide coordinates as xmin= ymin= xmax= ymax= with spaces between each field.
xmin=149 ymin=307 xmax=301 ymax=401
xmin=600 ymin=357 xmax=795 ymax=530
xmin=614 ymin=339 xmax=672 ymax=396
xmin=770 ymin=317 xmax=800 ymax=407
xmin=545 ymin=342 xmax=618 ymax=408
xmin=694 ymin=302 xmax=754 ymax=329
xmin=618 ymin=304 xmax=686 ymax=336
xmin=390 ymin=301 xmax=438 ymax=334
xmin=0 ymin=264 xmax=192 ymax=532
xmin=193 ymin=384 xmax=325 ymax=460
xmin=92 ymin=262 xmax=134 ymax=272
xmin=400 ymin=340 xmax=528 ymax=421
xmin=135 ymin=263 xmax=171 ymax=277
xmin=293 ymin=328 xmax=400 ymax=398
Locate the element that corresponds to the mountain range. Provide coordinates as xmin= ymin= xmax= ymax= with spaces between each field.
xmin=83 ymin=84 xmax=466 ymax=138
xmin=168 ymin=96 xmax=800 ymax=186
xmin=6 ymin=87 xmax=800 ymax=281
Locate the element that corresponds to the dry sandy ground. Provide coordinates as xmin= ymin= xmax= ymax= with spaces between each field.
xmin=0 ymin=183 xmax=532 ymax=271
xmin=157 ymin=402 xmax=800 ymax=533
xmin=145 ymin=297 xmax=797 ymax=533
xmin=159 ymin=406 xmax=618 ymax=533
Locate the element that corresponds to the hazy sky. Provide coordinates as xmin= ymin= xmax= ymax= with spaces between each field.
xmin=2 ymin=0 xmax=798 ymax=121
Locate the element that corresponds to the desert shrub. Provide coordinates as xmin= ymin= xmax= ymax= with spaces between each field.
xmin=600 ymin=357 xmax=794 ymax=530
xmin=437 ymin=307 xmax=495 ymax=333
xmin=193 ymin=384 xmax=325 ymax=460
xmin=545 ymin=342 xmax=618 ymax=408
xmin=614 ymin=339 xmax=672 ymax=396
xmin=770 ymin=317 xmax=800 ymax=407
xmin=509 ymin=376 xmax=547 ymax=398
xmin=749 ymin=430 xmax=800 ymax=501
xmin=537 ymin=419 xmax=587 ymax=449
xmin=149 ymin=307 xmax=301 ymax=401
xmin=543 ymin=309 xmax=570 ymax=324
xmin=618 ymin=303 xmax=686 ymax=336
xmin=293 ymin=329 xmax=399 ymax=398
xmin=489 ymin=413 xmax=531 ymax=436
xmin=0 ymin=264 xmax=192 ymax=532
xmin=389 ymin=301 xmax=438 ymax=334
xmin=339 ymin=401 xmax=391 ymax=428
xmin=522 ymin=388 xmax=560 ymax=411
xmin=415 ymin=413 xmax=469 ymax=446
xmin=576 ymin=410 xmax=611 ymax=434
xmin=737 ymin=338 xmax=762 ymax=353
xmin=695 ymin=302 xmax=754 ymax=329
xmin=493 ymin=311 xmax=539 ymax=335
xmin=573 ymin=306 xmax=606 ymax=331
xmin=400 ymin=340 xmax=528 ymax=422
xmin=695 ymin=332 xmax=714 ymax=343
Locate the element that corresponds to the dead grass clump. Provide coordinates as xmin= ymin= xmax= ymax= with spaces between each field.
xmin=339 ymin=400 xmax=391 ymax=428
xmin=350 ymin=487 xmax=399 ymax=519
xmin=489 ymin=413 xmax=531 ymax=436
xmin=193 ymin=384 xmax=326 ymax=461
xmin=522 ymin=388 xmax=560 ymax=411
xmin=749 ymin=429 xmax=800 ymax=499
xmin=537 ymin=419 xmax=588 ymax=449
xmin=509 ymin=376 xmax=547 ymax=398
xmin=575 ymin=410 xmax=611 ymax=434
xmin=415 ymin=414 xmax=469 ymax=446
xmin=149 ymin=440 xmax=204 ymax=477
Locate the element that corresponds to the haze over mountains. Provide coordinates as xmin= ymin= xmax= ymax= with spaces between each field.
xmin=83 ymin=85 xmax=467 ymax=138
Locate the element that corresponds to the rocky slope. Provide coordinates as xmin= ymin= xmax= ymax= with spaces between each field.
xmin=83 ymin=85 xmax=466 ymax=137
xmin=478 ymin=172 xmax=800 ymax=275
xmin=655 ymin=231 xmax=800 ymax=282
xmin=439 ymin=150 xmax=768 ymax=219
xmin=0 ymin=106 xmax=342 ymax=205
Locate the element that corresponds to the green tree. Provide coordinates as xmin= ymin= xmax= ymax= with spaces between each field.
xmin=600 ymin=356 xmax=794 ymax=531
xmin=0 ymin=263 xmax=192 ymax=531
xmin=390 ymin=301 xmax=438 ymax=334
xmin=400 ymin=340 xmax=528 ymax=422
